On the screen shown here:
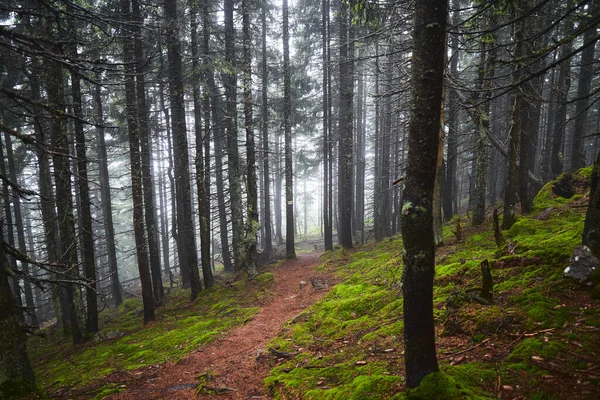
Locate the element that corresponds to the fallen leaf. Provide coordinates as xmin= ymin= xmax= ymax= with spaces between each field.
xmin=355 ymin=361 xmax=367 ymax=365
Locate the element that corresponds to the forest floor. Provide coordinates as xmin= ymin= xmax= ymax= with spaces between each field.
xmin=94 ymin=251 xmax=336 ymax=400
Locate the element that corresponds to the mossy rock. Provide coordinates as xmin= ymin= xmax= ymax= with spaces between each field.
xmin=406 ymin=372 xmax=459 ymax=400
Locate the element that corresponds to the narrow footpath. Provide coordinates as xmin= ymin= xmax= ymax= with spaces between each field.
xmin=107 ymin=251 xmax=334 ymax=399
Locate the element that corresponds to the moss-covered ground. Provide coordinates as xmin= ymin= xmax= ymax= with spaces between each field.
xmin=264 ymin=168 xmax=600 ymax=399
xmin=28 ymin=272 xmax=275 ymax=398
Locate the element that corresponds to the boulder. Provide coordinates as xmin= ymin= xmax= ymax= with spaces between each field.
xmin=563 ymin=246 xmax=599 ymax=282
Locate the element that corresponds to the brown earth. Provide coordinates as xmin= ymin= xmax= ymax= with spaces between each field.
xmin=103 ymin=251 xmax=335 ymax=400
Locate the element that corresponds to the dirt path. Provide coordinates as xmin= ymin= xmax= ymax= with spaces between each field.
xmin=106 ymin=252 xmax=333 ymax=400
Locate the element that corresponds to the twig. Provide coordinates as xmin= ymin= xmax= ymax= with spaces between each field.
xmin=440 ymin=338 xmax=490 ymax=358
xmin=523 ymin=328 xmax=555 ymax=337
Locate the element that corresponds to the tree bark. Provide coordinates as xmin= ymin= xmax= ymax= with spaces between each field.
xmin=121 ymin=0 xmax=155 ymax=322
xmin=261 ymin=1 xmax=273 ymax=258
xmin=224 ymin=0 xmax=246 ymax=270
xmin=164 ymin=0 xmax=202 ymax=299
xmin=570 ymin=0 xmax=600 ymax=170
xmin=133 ymin=0 xmax=163 ymax=303
xmin=583 ymin=151 xmax=600 ymax=256
xmin=400 ymin=0 xmax=446 ymax=388
xmin=242 ymin=0 xmax=258 ymax=278
xmin=0 ymin=220 xmax=35 ymax=396
xmin=283 ymin=0 xmax=296 ymax=258
xmin=93 ymin=74 xmax=122 ymax=307
xmin=337 ymin=3 xmax=353 ymax=249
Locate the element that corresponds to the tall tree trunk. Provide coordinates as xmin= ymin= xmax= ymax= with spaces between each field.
xmin=121 ymin=0 xmax=155 ymax=322
xmin=283 ymin=0 xmax=296 ymax=258
xmin=93 ymin=73 xmax=122 ymax=307
xmin=443 ymin=0 xmax=460 ymax=221
xmin=261 ymin=2 xmax=273 ymax=258
xmin=355 ymin=70 xmax=366 ymax=242
xmin=0 ymin=217 xmax=35 ymax=396
xmin=473 ymin=28 xmax=495 ymax=226
xmin=3 ymin=133 xmax=38 ymax=327
xmin=583 ymin=151 xmax=600 ymax=255
xmin=337 ymin=3 xmax=353 ymax=249
xmin=68 ymin=31 xmax=98 ymax=331
xmin=401 ymin=0 xmax=446 ymax=388
xmin=201 ymin=2 xmax=232 ymax=273
xmin=322 ymin=0 xmax=333 ymax=251
xmin=242 ymin=0 xmax=258 ymax=277
xmin=133 ymin=0 xmax=163 ymax=303
xmin=275 ymin=135 xmax=284 ymax=245
xmin=164 ymin=0 xmax=202 ymax=299
xmin=224 ymin=0 xmax=245 ymax=270
xmin=191 ymin=0 xmax=213 ymax=289
xmin=570 ymin=0 xmax=599 ymax=171
xmin=0 ymin=136 xmax=24 ymax=318
xmin=29 ymin=69 xmax=68 ymax=325
xmin=46 ymin=51 xmax=85 ymax=343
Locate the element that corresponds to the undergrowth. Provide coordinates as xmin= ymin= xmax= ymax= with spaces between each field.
xmin=265 ymin=168 xmax=600 ymax=399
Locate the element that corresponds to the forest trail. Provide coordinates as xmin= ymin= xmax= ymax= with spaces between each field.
xmin=106 ymin=251 xmax=334 ymax=399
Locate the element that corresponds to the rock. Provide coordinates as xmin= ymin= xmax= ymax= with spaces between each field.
xmin=536 ymin=207 xmax=554 ymax=220
xmin=311 ymin=278 xmax=329 ymax=290
xmin=563 ymin=246 xmax=599 ymax=282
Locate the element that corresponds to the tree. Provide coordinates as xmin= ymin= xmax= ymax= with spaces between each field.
xmin=583 ymin=151 xmax=600 ymax=255
xmin=570 ymin=0 xmax=600 ymax=171
xmin=337 ymin=2 xmax=353 ymax=249
xmin=400 ymin=0 xmax=446 ymax=388
xmin=0 ymin=216 xmax=35 ymax=397
xmin=121 ymin=0 xmax=155 ymax=322
xmin=190 ymin=0 xmax=213 ymax=289
xmin=322 ymin=0 xmax=333 ymax=251
xmin=164 ymin=0 xmax=202 ymax=299
xmin=261 ymin=1 xmax=273 ymax=258
xmin=283 ymin=0 xmax=296 ymax=259
xmin=133 ymin=0 xmax=163 ymax=304
xmin=93 ymin=72 xmax=123 ymax=307
xmin=224 ymin=0 xmax=246 ymax=271
xmin=242 ymin=0 xmax=259 ymax=278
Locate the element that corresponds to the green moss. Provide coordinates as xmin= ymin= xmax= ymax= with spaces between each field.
xmin=509 ymin=338 xmax=564 ymax=361
xmin=406 ymin=372 xmax=459 ymax=400
xmin=30 ymin=279 xmax=273 ymax=394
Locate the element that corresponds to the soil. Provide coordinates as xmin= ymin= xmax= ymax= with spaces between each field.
xmin=103 ymin=251 xmax=334 ymax=400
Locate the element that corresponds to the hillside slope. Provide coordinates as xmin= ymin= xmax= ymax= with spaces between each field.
xmin=264 ymin=168 xmax=600 ymax=399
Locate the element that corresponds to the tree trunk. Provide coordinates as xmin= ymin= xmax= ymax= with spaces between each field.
xmin=29 ymin=68 xmax=68 ymax=326
xmin=93 ymin=74 xmax=123 ymax=307
xmin=400 ymin=0 xmax=446 ymax=388
xmin=191 ymin=0 xmax=213 ymax=289
xmin=3 ymin=133 xmax=38 ymax=327
xmin=283 ymin=0 xmax=296 ymax=258
xmin=133 ymin=0 xmax=163 ymax=303
xmin=47 ymin=53 xmax=85 ymax=343
xmin=322 ymin=0 xmax=333 ymax=251
xmin=443 ymin=0 xmax=460 ymax=221
xmin=570 ymin=0 xmax=599 ymax=170
xmin=224 ymin=0 xmax=246 ymax=271
xmin=164 ymin=0 xmax=202 ymax=299
xmin=261 ymin=1 xmax=273 ymax=258
xmin=583 ymin=151 xmax=600 ymax=256
xmin=242 ymin=0 xmax=258 ymax=278
xmin=0 ymin=221 xmax=35 ymax=396
xmin=121 ymin=0 xmax=155 ymax=322
xmin=337 ymin=3 xmax=353 ymax=249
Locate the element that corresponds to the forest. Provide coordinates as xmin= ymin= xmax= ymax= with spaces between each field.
xmin=1 ymin=0 xmax=600 ymax=398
